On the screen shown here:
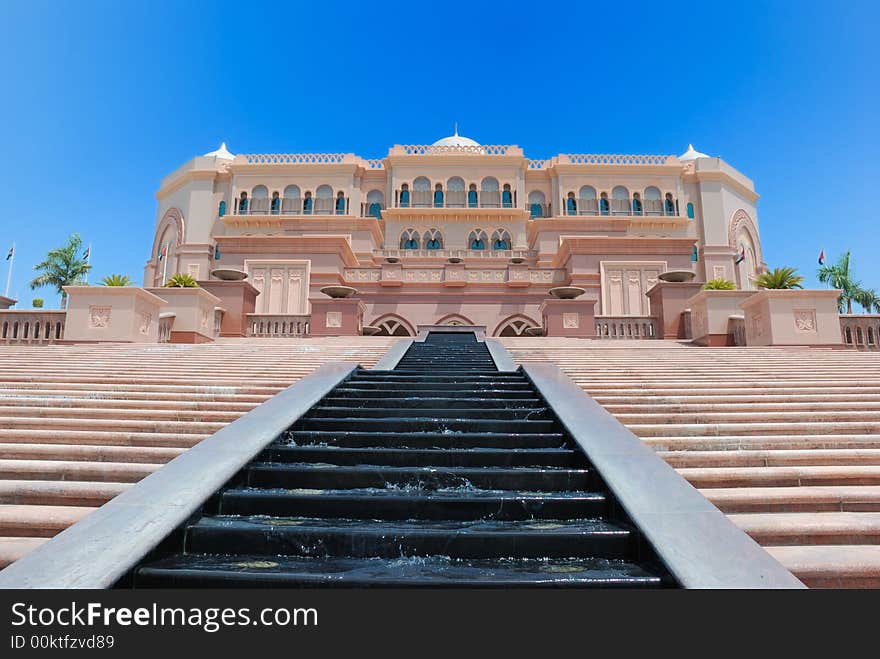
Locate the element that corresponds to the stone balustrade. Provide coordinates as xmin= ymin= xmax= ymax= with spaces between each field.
xmin=158 ymin=313 xmax=174 ymax=343
xmin=0 ymin=310 xmax=66 ymax=345
xmin=841 ymin=314 xmax=880 ymax=350
xmin=595 ymin=315 xmax=658 ymax=340
xmin=246 ymin=314 xmax=310 ymax=337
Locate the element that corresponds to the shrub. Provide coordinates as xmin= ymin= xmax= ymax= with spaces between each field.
xmin=32 ymin=298 xmax=44 ymax=308
xmin=164 ymin=273 xmax=199 ymax=288
xmin=755 ymin=267 xmax=804 ymax=290
xmin=702 ymin=279 xmax=737 ymax=291
xmin=100 ymin=274 xmax=132 ymax=286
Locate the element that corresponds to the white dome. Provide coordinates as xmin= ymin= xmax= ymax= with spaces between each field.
xmin=203 ymin=142 xmax=235 ymax=160
xmin=678 ymin=143 xmax=710 ymax=161
xmin=432 ymin=124 xmax=480 ymax=147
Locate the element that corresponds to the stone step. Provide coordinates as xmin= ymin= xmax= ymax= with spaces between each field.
xmin=702 ymin=486 xmax=880 ymax=513
xmin=0 ymin=537 xmax=48 ymax=569
xmin=0 ymin=442 xmax=185 ymax=463
xmin=134 ymin=555 xmax=665 ymax=588
xmin=661 ymin=449 xmax=880 ymax=468
xmin=216 ymin=488 xmax=608 ymax=520
xmin=0 ymin=459 xmax=161 ymax=483
xmin=766 ymin=545 xmax=880 ymax=588
xmin=185 ymin=516 xmax=635 ymax=560
xmin=0 ymin=428 xmax=206 ymax=448
xmin=284 ymin=430 xmax=568 ymax=449
xmin=679 ymin=465 xmax=880 ymax=488
xmin=243 ymin=463 xmax=595 ymax=492
xmin=0 ymin=405 xmax=242 ymax=423
xmin=629 ymin=421 xmax=880 ymax=438
xmin=293 ymin=417 xmax=559 ymax=434
xmin=644 ymin=435 xmax=880 ymax=452
xmin=0 ymin=504 xmax=95 ymax=537
xmin=0 ymin=416 xmax=225 ymax=435
xmin=306 ymin=406 xmax=553 ymax=420
xmin=730 ymin=512 xmax=880 ymax=546
xmin=0 ymin=480 xmax=129 ymax=506
xmin=0 ymin=396 xmax=258 ymax=412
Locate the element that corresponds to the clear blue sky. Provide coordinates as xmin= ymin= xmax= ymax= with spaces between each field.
xmin=1 ymin=0 xmax=877 ymax=307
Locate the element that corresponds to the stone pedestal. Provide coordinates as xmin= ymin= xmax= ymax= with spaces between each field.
xmin=687 ymin=290 xmax=756 ymax=346
xmin=0 ymin=295 xmax=16 ymax=310
xmin=63 ymin=286 xmax=167 ymax=343
xmin=145 ymin=287 xmax=221 ymax=343
xmin=309 ymin=297 xmax=365 ymax=337
xmin=197 ymin=280 xmax=260 ymax=337
xmin=540 ymin=297 xmax=598 ymax=338
xmin=739 ymin=289 xmax=843 ymax=346
xmin=646 ymin=281 xmax=705 ymax=339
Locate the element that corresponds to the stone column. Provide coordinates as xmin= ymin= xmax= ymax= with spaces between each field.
xmin=646 ymin=281 xmax=705 ymax=339
xmin=540 ymin=297 xmax=598 ymax=338
xmin=309 ymin=297 xmax=365 ymax=337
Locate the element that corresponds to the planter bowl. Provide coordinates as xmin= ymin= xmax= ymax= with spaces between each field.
xmin=509 ymin=257 xmax=525 ymax=264
xmin=447 ymin=257 xmax=463 ymax=264
xmin=386 ymin=257 xmax=399 ymax=264
xmin=210 ymin=268 xmax=248 ymax=281
xmin=320 ymin=285 xmax=358 ymax=299
xmin=549 ymin=286 xmax=586 ymax=300
xmin=658 ymin=270 xmax=696 ymax=283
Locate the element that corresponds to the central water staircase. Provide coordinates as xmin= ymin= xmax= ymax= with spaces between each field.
xmin=129 ymin=332 xmax=674 ymax=587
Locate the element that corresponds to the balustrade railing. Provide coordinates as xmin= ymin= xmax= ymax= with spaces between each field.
xmin=729 ymin=315 xmax=747 ymax=346
xmin=0 ymin=311 xmax=66 ymax=345
xmin=158 ymin=313 xmax=175 ymax=343
xmin=379 ymin=248 xmax=536 ymax=260
xmin=233 ymin=197 xmax=349 ymax=216
xmin=841 ymin=314 xmax=880 ymax=350
xmin=246 ymin=314 xmax=310 ymax=337
xmin=595 ymin=316 xmax=658 ymax=340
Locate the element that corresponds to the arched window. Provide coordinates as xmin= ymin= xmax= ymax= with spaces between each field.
xmin=480 ymin=177 xmax=500 ymax=207
xmin=599 ymin=192 xmax=610 ymax=215
xmin=283 ymin=185 xmax=301 ymax=213
xmin=367 ymin=190 xmax=384 ymax=219
xmin=468 ymin=229 xmax=488 ymax=250
xmin=857 ymin=327 xmax=864 ymax=344
xmin=335 ymin=191 xmax=346 ymax=215
xmin=566 ymin=192 xmax=577 ymax=216
xmin=687 ymin=202 xmax=695 ymax=219
xmin=644 ymin=187 xmax=661 ymax=216
xmin=494 ymin=316 xmax=539 ymax=337
xmin=691 ymin=245 xmax=699 ymax=262
xmin=413 ymin=177 xmax=431 ymax=207
xmin=632 ymin=193 xmax=643 ymax=216
xmin=612 ymin=186 xmax=630 ymax=215
xmin=665 ymin=193 xmax=676 ymax=216
xmin=399 ymin=183 xmax=410 ymax=208
xmin=400 ymin=228 xmax=420 ymax=250
xmin=434 ymin=183 xmax=444 ymax=208
xmin=315 ymin=185 xmax=333 ymax=214
xmin=447 ymin=177 xmax=465 ymax=207
xmin=491 ymin=229 xmax=511 ymax=250
xmin=251 ymin=185 xmax=269 ymax=214
xmin=528 ymin=191 xmax=546 ymax=218
xmin=373 ymin=316 xmax=415 ymax=336
xmin=502 ymin=184 xmax=513 ymax=208
xmin=303 ymin=191 xmax=313 ymax=214
xmin=424 ymin=228 xmax=443 ymax=250
xmin=467 ymin=184 xmax=478 ymax=208
xmin=845 ymin=327 xmax=853 ymax=344
xmin=218 ymin=200 xmax=226 ymax=217
xmin=238 ymin=191 xmax=249 ymax=213
xmin=579 ymin=186 xmax=598 ymax=215
xmin=271 ymin=191 xmax=280 ymax=214
xmin=869 ymin=327 xmax=876 ymax=345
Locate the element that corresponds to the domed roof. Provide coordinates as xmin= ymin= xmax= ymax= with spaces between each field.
xmin=432 ymin=124 xmax=480 ymax=147
xmin=203 ymin=142 xmax=235 ymax=160
xmin=678 ymin=144 xmax=710 ymax=161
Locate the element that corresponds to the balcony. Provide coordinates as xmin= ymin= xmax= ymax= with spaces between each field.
xmin=0 ymin=310 xmax=66 ymax=345
xmin=395 ymin=190 xmax=515 ymax=210
xmin=379 ymin=248 xmax=536 ymax=260
xmin=233 ymin=197 xmax=350 ymax=216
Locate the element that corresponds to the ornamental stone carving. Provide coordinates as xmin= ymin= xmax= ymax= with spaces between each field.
xmin=794 ymin=309 xmax=817 ymax=333
xmin=89 ymin=306 xmax=111 ymax=328
xmin=326 ymin=312 xmax=342 ymax=328
xmin=138 ymin=312 xmax=151 ymax=335
xmin=563 ymin=313 xmax=579 ymax=329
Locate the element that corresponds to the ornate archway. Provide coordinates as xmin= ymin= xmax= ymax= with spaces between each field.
xmin=370 ymin=314 xmax=415 ymax=337
xmin=436 ymin=313 xmax=474 ymax=326
xmin=493 ymin=314 xmax=540 ymax=337
xmin=728 ymin=209 xmax=762 ymax=290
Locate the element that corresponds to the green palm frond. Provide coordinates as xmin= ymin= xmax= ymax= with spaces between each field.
xmin=754 ymin=267 xmax=804 ymax=290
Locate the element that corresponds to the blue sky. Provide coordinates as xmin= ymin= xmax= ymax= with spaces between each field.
xmin=1 ymin=0 xmax=877 ymax=307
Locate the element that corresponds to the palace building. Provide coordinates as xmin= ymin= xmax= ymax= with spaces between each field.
xmin=144 ymin=131 xmax=764 ymax=338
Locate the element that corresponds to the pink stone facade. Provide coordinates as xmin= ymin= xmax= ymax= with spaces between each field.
xmin=142 ymin=136 xmax=767 ymax=337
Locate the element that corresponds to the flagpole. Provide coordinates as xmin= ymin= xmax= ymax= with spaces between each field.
xmin=84 ymin=243 xmax=92 ymax=284
xmin=4 ymin=243 xmax=14 ymax=298
xmin=162 ymin=243 xmax=168 ymax=285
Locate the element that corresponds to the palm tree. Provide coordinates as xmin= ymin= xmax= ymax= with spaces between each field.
xmin=100 ymin=274 xmax=132 ymax=286
xmin=818 ymin=251 xmax=866 ymax=314
xmin=164 ymin=273 xmax=199 ymax=288
xmin=702 ymin=279 xmax=737 ymax=290
xmin=30 ymin=233 xmax=92 ymax=308
xmin=754 ymin=267 xmax=804 ymax=290
xmin=854 ymin=288 xmax=880 ymax=313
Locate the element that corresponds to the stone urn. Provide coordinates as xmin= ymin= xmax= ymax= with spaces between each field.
xmin=320 ymin=285 xmax=358 ymax=299
xmin=548 ymin=286 xmax=586 ymax=300
xmin=509 ymin=257 xmax=525 ymax=264
xmin=210 ymin=268 xmax=248 ymax=281
xmin=448 ymin=257 xmax=463 ymax=264
xmin=386 ymin=257 xmax=399 ymax=264
xmin=362 ymin=325 xmax=381 ymax=336
xmin=658 ymin=270 xmax=696 ymax=283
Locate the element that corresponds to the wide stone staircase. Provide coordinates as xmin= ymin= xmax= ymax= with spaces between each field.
xmin=130 ymin=332 xmax=673 ymax=587
xmin=0 ymin=337 xmax=395 ymax=569
xmin=502 ymin=338 xmax=880 ymax=587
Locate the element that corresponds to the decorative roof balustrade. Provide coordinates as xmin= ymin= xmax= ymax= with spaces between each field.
xmin=241 ymin=153 xmax=350 ymax=165
xmin=561 ymin=154 xmax=677 ymax=165
xmin=391 ymin=144 xmax=520 ymax=156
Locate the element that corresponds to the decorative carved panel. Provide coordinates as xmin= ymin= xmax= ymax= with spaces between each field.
xmin=246 ymin=261 xmax=310 ymax=314
xmin=89 ymin=306 xmax=111 ymax=328
xmin=563 ymin=312 xmax=579 ymax=329
xmin=793 ymin=309 xmax=817 ymax=333
xmin=326 ymin=311 xmax=342 ymax=328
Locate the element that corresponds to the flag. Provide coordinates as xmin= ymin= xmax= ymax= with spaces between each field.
xmin=158 ymin=244 xmax=167 ymax=261
xmin=818 ymin=249 xmax=825 ymax=266
xmin=82 ymin=246 xmax=91 ymax=260
xmin=5 ymin=246 xmax=12 ymax=261
xmin=734 ymin=244 xmax=745 ymax=264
